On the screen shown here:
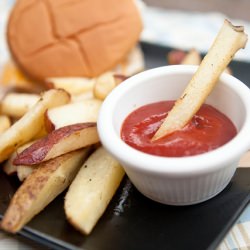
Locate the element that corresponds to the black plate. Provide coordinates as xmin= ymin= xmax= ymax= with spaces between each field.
xmin=0 ymin=42 xmax=250 ymax=250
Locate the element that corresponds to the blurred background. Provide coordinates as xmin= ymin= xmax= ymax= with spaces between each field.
xmin=139 ymin=0 xmax=250 ymax=62
xmin=144 ymin=0 xmax=250 ymax=21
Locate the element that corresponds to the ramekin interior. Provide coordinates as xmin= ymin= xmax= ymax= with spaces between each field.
xmin=98 ymin=65 xmax=250 ymax=176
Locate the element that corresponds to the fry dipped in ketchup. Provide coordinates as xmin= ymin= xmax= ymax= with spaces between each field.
xmin=121 ymin=101 xmax=236 ymax=157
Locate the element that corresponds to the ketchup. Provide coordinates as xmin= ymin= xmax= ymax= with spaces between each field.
xmin=121 ymin=101 xmax=237 ymax=157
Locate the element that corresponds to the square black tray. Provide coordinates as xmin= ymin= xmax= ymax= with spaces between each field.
xmin=0 ymin=42 xmax=250 ymax=250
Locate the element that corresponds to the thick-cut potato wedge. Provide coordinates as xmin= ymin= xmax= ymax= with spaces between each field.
xmin=14 ymin=123 xmax=99 ymax=165
xmin=46 ymin=77 xmax=95 ymax=95
xmin=65 ymin=147 xmax=125 ymax=235
xmin=3 ymin=141 xmax=35 ymax=176
xmin=0 ymin=115 xmax=11 ymax=134
xmin=1 ymin=148 xmax=90 ymax=233
xmin=1 ymin=93 xmax=40 ymax=118
xmin=44 ymin=99 xmax=102 ymax=132
xmin=153 ymin=20 xmax=248 ymax=140
xmin=0 ymin=89 xmax=70 ymax=163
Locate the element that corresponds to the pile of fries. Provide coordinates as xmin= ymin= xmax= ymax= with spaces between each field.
xmin=0 ymin=20 xmax=248 ymax=236
xmin=0 ymin=46 xmax=144 ymax=235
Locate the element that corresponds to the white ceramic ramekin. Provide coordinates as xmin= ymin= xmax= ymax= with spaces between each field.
xmin=98 ymin=65 xmax=250 ymax=205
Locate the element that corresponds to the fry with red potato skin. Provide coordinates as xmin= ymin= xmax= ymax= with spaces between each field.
xmin=0 ymin=89 xmax=70 ymax=163
xmin=168 ymin=49 xmax=232 ymax=73
xmin=13 ymin=123 xmax=99 ymax=166
xmin=93 ymin=72 xmax=127 ymax=100
xmin=65 ymin=147 xmax=125 ymax=235
xmin=1 ymin=148 xmax=91 ymax=233
xmin=152 ymin=20 xmax=248 ymax=141
xmin=167 ymin=50 xmax=186 ymax=65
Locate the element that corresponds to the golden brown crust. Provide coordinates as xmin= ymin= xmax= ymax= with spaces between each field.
xmin=1 ymin=148 xmax=90 ymax=233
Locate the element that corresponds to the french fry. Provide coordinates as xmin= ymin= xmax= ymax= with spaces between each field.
xmin=13 ymin=123 xmax=99 ymax=165
xmin=44 ymin=99 xmax=102 ymax=132
xmin=65 ymin=147 xmax=125 ymax=234
xmin=152 ymin=20 xmax=248 ymax=141
xmin=0 ymin=115 xmax=11 ymax=134
xmin=1 ymin=93 xmax=40 ymax=118
xmin=46 ymin=77 xmax=95 ymax=95
xmin=0 ymin=89 xmax=70 ymax=163
xmin=1 ymin=148 xmax=90 ymax=233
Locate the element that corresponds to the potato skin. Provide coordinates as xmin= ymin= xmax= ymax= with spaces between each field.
xmin=13 ymin=122 xmax=97 ymax=165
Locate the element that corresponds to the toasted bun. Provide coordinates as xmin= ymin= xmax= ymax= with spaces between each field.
xmin=7 ymin=0 xmax=142 ymax=81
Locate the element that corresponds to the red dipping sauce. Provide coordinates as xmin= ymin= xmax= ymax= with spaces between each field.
xmin=121 ymin=101 xmax=237 ymax=157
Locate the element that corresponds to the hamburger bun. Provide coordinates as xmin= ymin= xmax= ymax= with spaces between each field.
xmin=7 ymin=0 xmax=142 ymax=81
